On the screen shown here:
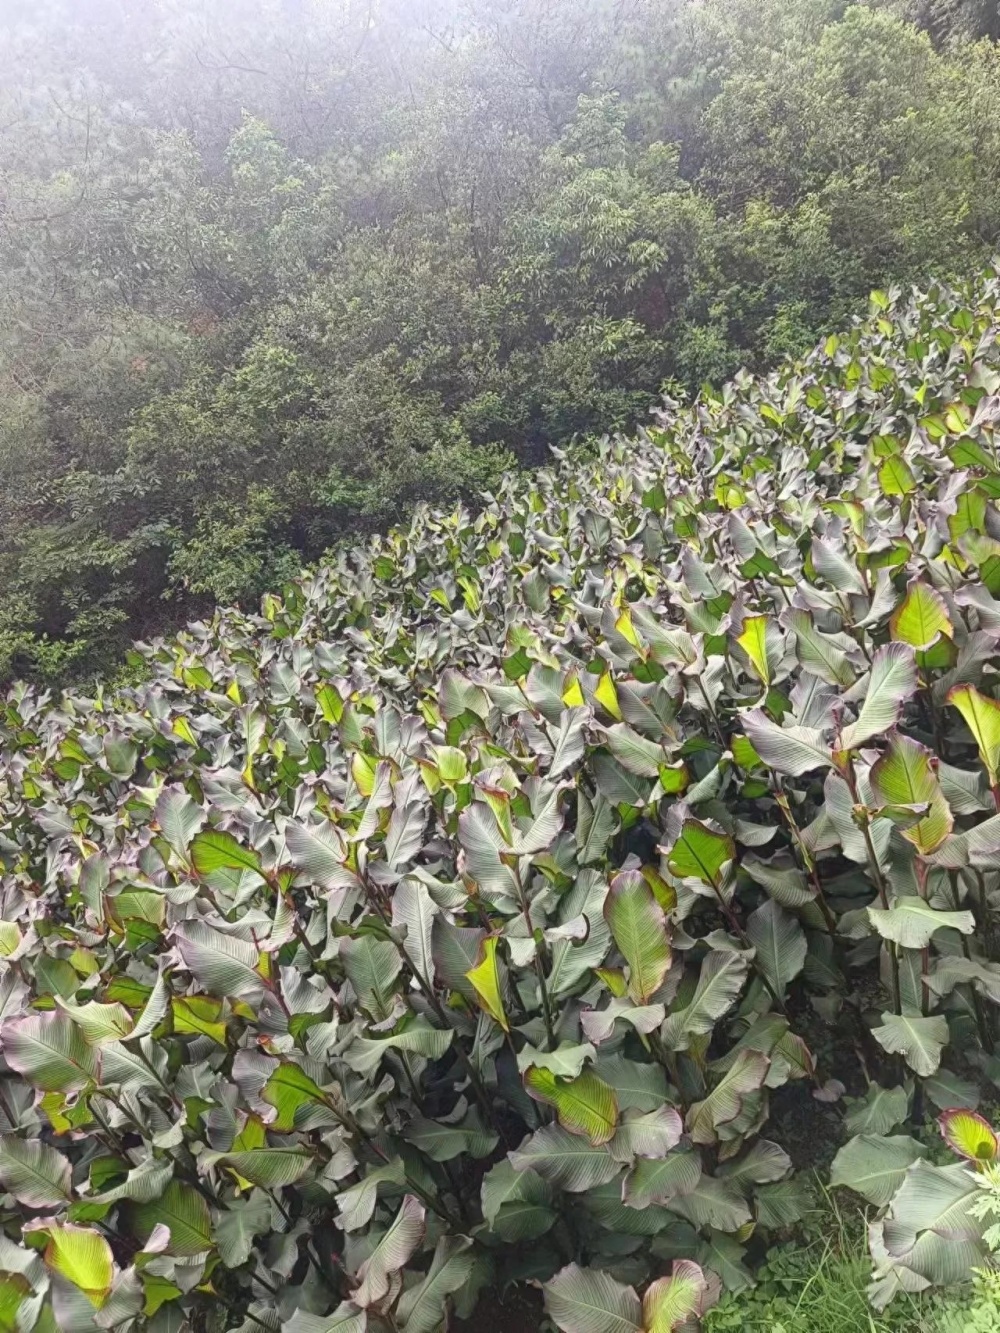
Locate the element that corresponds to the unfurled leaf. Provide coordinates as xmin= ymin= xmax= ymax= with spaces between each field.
xmin=734 ymin=616 xmax=775 ymax=686
xmin=396 ymin=1235 xmax=475 ymax=1333
xmin=687 ymin=1049 xmax=769 ymax=1145
xmin=604 ymin=870 xmax=671 ymax=1004
xmin=34 ymin=1224 xmax=114 ymax=1306
xmin=844 ymin=1084 xmax=910 ymax=1136
xmin=207 ymin=1148 xmax=313 ymax=1189
xmin=481 ymin=1161 xmax=555 ymax=1242
xmin=661 ymin=951 xmax=749 ymax=1051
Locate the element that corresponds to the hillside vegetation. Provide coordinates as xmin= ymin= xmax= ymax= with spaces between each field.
xmin=2 ymin=0 xmax=1000 ymax=679
xmin=2 ymin=274 xmax=1000 ymax=1331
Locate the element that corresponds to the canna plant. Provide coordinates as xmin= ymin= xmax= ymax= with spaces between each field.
xmin=2 ymin=272 xmax=1000 ymax=1331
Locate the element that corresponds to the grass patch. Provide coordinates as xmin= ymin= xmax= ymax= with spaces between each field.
xmin=704 ymin=1192 xmax=998 ymax=1333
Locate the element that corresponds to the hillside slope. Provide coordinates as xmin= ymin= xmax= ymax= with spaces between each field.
xmin=1 ymin=274 xmax=1000 ymax=1330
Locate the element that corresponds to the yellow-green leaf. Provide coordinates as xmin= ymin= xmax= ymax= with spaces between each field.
xmin=939 ymin=1109 xmax=999 ymax=1163
xmin=870 ymin=732 xmax=953 ymax=854
xmin=604 ymin=869 xmax=671 ymax=1004
xmin=735 ymin=615 xmax=772 ymax=686
xmin=465 ymin=937 xmax=509 ymax=1031
xmin=38 ymin=1225 xmax=113 ymax=1307
xmin=878 ymin=455 xmax=916 ymax=496
xmin=948 ymin=684 xmax=1000 ymax=786
xmin=594 ymin=671 xmax=622 ymax=721
xmin=523 ymin=1067 xmax=619 ymax=1145
xmin=890 ymin=579 xmax=952 ymax=650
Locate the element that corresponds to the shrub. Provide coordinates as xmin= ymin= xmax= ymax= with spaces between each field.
xmin=2 ymin=273 xmax=1000 ymax=1332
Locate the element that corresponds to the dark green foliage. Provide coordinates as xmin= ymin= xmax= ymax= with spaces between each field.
xmin=2 ymin=276 xmax=1000 ymax=1330
xmin=2 ymin=0 xmax=1000 ymax=679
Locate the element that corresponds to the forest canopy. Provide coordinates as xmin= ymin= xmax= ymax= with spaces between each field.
xmin=1 ymin=0 xmax=999 ymax=681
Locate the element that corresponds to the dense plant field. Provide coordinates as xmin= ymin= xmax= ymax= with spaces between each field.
xmin=3 ymin=273 xmax=1000 ymax=1331
xmin=3 ymin=0 xmax=1000 ymax=680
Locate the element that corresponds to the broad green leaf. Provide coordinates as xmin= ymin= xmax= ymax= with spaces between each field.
xmin=0 ymin=1136 xmax=71 ymax=1207
xmin=947 ymin=683 xmax=1000 ymax=785
xmin=133 ymin=1181 xmax=212 ymax=1256
xmin=938 ymin=1110 xmax=999 ymax=1163
xmin=604 ymin=870 xmax=671 ymax=1004
xmin=609 ymin=1106 xmax=683 ymax=1163
xmin=661 ymin=951 xmax=749 ymax=1051
xmin=666 ymin=1175 xmax=752 ymax=1231
xmin=741 ymin=711 xmax=832 ymax=776
xmin=214 ymin=1194 xmax=272 ymax=1269
xmin=407 ymin=1107 xmax=497 ymax=1161
xmin=734 ymin=616 xmax=774 ymax=686
xmin=783 ymin=609 xmax=856 ymax=687
xmin=524 ymin=1067 xmax=619 ymax=1145
xmin=830 ymin=1134 xmax=928 ymax=1205
xmin=54 ymin=998 xmax=133 ymax=1045
xmin=667 ymin=819 xmax=734 ymax=887
xmin=170 ymin=921 xmax=264 ymax=1003
xmin=870 ymin=732 xmax=954 ymax=853
xmin=878 ymin=455 xmax=916 ymax=496
xmin=839 ymin=643 xmax=917 ymax=751
xmin=391 ymin=877 xmax=438 ymax=985
xmin=346 ymin=1016 xmax=453 ymax=1079
xmin=0 ymin=923 xmax=22 ymax=957
xmin=875 ymin=1161 xmax=986 ymax=1292
xmin=396 ymin=1235 xmax=475 ymax=1333
xmin=352 ymin=1195 xmax=425 ymax=1309
xmin=866 ymin=897 xmax=974 ymax=949
xmin=642 ymin=1260 xmax=710 ymax=1333
xmin=686 ymin=1049 xmax=769 ymax=1146
xmin=844 ymin=1084 xmax=910 ymax=1136
xmin=890 ymin=580 xmax=952 ymax=650
xmin=745 ymin=900 xmax=806 ymax=996
xmin=606 ymin=724 xmax=664 ymax=778
xmin=283 ymin=1306 xmax=367 ymax=1333
xmin=207 ymin=1148 xmax=313 ymax=1189
xmin=510 ymin=1125 xmax=619 ymax=1193
xmin=190 ymin=829 xmax=265 ymax=892
xmin=481 ymin=1160 xmax=555 ymax=1242
xmin=262 ymin=1061 xmax=328 ymax=1130
xmin=543 ymin=1263 xmax=642 ymax=1333
xmin=872 ymin=1012 xmax=949 ymax=1077
xmin=0 ymin=1012 xmax=99 ymax=1092
xmin=464 ymin=936 xmax=509 ymax=1030
xmin=622 ymin=1150 xmax=701 ymax=1210
xmin=284 ymin=819 xmax=349 ymax=891
xmin=340 ymin=934 xmax=403 ymax=1022
xmin=172 ymin=994 xmax=228 ymax=1044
